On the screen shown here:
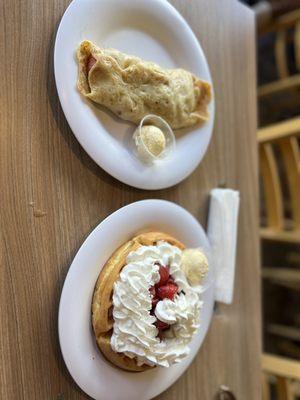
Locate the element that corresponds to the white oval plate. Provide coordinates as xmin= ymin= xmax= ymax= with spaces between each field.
xmin=54 ymin=0 xmax=215 ymax=190
xmin=58 ymin=200 xmax=215 ymax=400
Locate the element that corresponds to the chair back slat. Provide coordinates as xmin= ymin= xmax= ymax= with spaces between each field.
xmin=278 ymin=137 xmax=300 ymax=229
xmin=275 ymin=30 xmax=289 ymax=78
xmin=263 ymin=374 xmax=271 ymax=400
xmin=258 ymin=117 xmax=300 ymax=142
xmin=260 ymin=143 xmax=284 ymax=229
xmin=277 ymin=376 xmax=294 ymax=400
xmin=262 ymin=354 xmax=300 ymax=380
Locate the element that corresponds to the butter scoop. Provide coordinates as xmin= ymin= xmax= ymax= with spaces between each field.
xmin=139 ymin=125 xmax=166 ymax=157
xmin=180 ymin=248 xmax=209 ymax=287
xmin=133 ymin=114 xmax=175 ymax=163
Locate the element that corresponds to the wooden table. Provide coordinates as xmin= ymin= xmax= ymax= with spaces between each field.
xmin=0 ymin=0 xmax=260 ymax=399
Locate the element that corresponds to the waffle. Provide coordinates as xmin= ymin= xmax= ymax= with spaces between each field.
xmin=91 ymin=231 xmax=185 ymax=372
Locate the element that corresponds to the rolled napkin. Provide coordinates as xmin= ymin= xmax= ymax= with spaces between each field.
xmin=207 ymin=188 xmax=240 ymax=304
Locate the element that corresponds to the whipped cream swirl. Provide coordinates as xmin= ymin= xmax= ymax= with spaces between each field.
xmin=111 ymin=241 xmax=203 ymax=367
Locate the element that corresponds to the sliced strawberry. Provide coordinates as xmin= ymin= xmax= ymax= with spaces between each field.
xmin=155 ymin=319 xmax=169 ymax=330
xmin=157 ymin=283 xmax=178 ymax=300
xmin=167 ymin=276 xmax=175 ymax=284
xmin=157 ymin=330 xmax=164 ymax=341
xmin=152 ymin=297 xmax=159 ymax=308
xmin=157 ymin=265 xmax=170 ymax=287
xmin=86 ymin=55 xmax=96 ymax=73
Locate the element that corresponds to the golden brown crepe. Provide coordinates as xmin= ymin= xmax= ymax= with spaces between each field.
xmin=91 ymin=231 xmax=185 ymax=372
xmin=77 ymin=40 xmax=212 ymax=129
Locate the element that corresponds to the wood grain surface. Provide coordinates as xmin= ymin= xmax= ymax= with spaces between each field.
xmin=0 ymin=0 xmax=260 ymax=399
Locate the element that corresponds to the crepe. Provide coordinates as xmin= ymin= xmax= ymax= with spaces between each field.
xmin=91 ymin=231 xmax=185 ymax=372
xmin=77 ymin=40 xmax=212 ymax=129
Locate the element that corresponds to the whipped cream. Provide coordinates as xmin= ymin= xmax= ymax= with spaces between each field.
xmin=111 ymin=241 xmax=203 ymax=367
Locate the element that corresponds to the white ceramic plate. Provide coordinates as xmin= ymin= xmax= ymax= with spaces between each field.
xmin=54 ymin=0 xmax=215 ymax=190
xmin=58 ymin=200 xmax=215 ymax=400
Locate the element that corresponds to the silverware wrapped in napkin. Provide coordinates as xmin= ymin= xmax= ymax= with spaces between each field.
xmin=207 ymin=188 xmax=240 ymax=304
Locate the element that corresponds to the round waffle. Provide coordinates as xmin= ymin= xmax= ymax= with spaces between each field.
xmin=91 ymin=231 xmax=185 ymax=372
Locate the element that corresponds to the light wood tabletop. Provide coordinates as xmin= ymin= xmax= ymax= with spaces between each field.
xmin=0 ymin=0 xmax=260 ymax=399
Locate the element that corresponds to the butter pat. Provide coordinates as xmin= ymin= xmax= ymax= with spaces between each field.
xmin=180 ymin=249 xmax=208 ymax=286
xmin=133 ymin=114 xmax=175 ymax=163
xmin=139 ymin=125 xmax=166 ymax=156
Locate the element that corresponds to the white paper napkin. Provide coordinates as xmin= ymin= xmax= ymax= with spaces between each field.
xmin=207 ymin=188 xmax=240 ymax=304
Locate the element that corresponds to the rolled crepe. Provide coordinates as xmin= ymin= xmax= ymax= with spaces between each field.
xmin=77 ymin=40 xmax=212 ymax=129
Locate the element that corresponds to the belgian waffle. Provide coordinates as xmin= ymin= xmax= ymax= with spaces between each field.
xmin=91 ymin=231 xmax=185 ymax=372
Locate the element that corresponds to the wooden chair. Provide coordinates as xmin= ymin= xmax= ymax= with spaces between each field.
xmin=259 ymin=118 xmax=300 ymax=345
xmin=258 ymin=116 xmax=300 ymax=244
xmin=258 ymin=9 xmax=300 ymax=98
xmin=262 ymin=353 xmax=300 ymax=400
xmin=259 ymin=11 xmax=300 ymax=387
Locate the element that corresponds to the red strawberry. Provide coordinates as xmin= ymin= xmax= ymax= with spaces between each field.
xmin=157 ymin=265 xmax=170 ymax=287
xmin=152 ymin=297 xmax=159 ymax=308
xmin=86 ymin=55 xmax=96 ymax=73
xmin=167 ymin=276 xmax=175 ymax=284
xmin=155 ymin=319 xmax=169 ymax=330
xmin=149 ymin=286 xmax=159 ymax=309
xmin=157 ymin=283 xmax=178 ymax=300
